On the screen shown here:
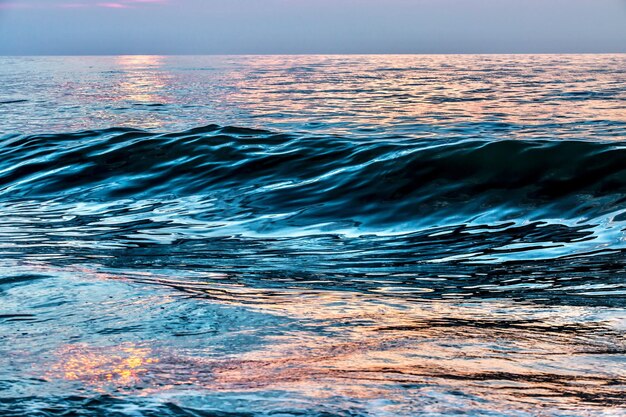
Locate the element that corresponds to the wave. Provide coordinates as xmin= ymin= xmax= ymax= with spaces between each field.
xmin=1 ymin=124 xmax=625 ymax=264
xmin=2 ymin=124 xmax=626 ymax=220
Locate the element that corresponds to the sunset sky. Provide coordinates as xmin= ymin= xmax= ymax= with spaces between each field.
xmin=1 ymin=0 xmax=625 ymax=54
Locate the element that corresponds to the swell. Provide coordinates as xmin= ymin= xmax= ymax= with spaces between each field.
xmin=2 ymin=125 xmax=626 ymax=213
xmin=1 ymin=124 xmax=626 ymax=263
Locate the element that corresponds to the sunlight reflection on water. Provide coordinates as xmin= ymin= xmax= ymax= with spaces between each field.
xmin=1 ymin=55 xmax=625 ymax=416
xmin=1 ymin=54 xmax=625 ymax=137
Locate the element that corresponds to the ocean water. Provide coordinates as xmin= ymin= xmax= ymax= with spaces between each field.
xmin=1 ymin=55 xmax=625 ymax=416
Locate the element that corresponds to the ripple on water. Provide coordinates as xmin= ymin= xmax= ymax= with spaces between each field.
xmin=0 ymin=55 xmax=625 ymax=416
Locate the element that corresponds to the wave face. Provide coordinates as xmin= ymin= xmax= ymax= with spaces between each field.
xmin=2 ymin=125 xmax=626 ymax=267
xmin=1 ymin=55 xmax=626 ymax=417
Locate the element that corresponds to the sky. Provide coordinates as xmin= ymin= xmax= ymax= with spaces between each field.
xmin=0 ymin=0 xmax=625 ymax=55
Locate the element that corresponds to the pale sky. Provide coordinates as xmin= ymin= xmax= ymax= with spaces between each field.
xmin=1 ymin=0 xmax=625 ymax=54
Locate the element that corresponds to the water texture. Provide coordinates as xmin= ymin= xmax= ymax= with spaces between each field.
xmin=0 ymin=55 xmax=625 ymax=416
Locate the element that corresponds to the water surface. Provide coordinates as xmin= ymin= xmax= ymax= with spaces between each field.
xmin=1 ymin=55 xmax=625 ymax=416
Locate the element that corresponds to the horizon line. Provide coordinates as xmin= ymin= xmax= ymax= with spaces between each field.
xmin=2 ymin=52 xmax=626 ymax=57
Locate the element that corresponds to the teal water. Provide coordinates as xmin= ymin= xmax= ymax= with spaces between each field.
xmin=0 ymin=55 xmax=625 ymax=416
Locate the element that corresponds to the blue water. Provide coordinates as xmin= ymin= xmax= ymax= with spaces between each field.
xmin=1 ymin=55 xmax=625 ymax=416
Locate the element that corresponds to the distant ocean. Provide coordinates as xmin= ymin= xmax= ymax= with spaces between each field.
xmin=1 ymin=55 xmax=625 ymax=416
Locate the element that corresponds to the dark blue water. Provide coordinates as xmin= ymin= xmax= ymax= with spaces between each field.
xmin=1 ymin=55 xmax=625 ymax=416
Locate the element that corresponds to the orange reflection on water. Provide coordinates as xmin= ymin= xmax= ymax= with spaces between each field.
xmin=44 ymin=288 xmax=625 ymax=413
xmin=51 ymin=344 xmax=158 ymax=388
xmin=32 ymin=264 xmax=625 ymax=413
xmin=224 ymin=54 xmax=626 ymax=135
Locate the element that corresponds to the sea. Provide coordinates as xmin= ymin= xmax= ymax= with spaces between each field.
xmin=0 ymin=54 xmax=625 ymax=416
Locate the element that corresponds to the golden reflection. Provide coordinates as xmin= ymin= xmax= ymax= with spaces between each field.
xmin=51 ymin=344 xmax=158 ymax=388
xmin=34 ymin=263 xmax=625 ymax=412
xmin=113 ymin=55 xmax=169 ymax=103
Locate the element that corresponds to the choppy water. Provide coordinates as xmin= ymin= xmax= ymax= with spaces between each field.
xmin=1 ymin=55 xmax=625 ymax=416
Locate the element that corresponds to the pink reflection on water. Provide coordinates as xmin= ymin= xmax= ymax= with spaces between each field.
xmin=33 ymin=265 xmax=626 ymax=414
xmin=113 ymin=55 xmax=168 ymax=103
xmin=4 ymin=54 xmax=625 ymax=137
